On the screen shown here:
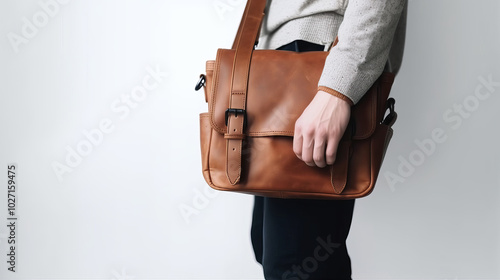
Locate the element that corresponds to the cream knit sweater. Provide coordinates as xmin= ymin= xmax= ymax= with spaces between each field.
xmin=257 ymin=0 xmax=407 ymax=105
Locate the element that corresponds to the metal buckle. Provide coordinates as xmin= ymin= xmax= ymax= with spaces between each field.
xmin=225 ymin=108 xmax=247 ymax=128
xmin=195 ymin=74 xmax=206 ymax=91
xmin=382 ymin=98 xmax=396 ymax=125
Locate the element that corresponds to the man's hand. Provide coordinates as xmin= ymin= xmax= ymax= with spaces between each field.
xmin=293 ymin=90 xmax=351 ymax=168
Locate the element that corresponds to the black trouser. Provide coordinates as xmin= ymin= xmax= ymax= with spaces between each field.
xmin=250 ymin=40 xmax=356 ymax=280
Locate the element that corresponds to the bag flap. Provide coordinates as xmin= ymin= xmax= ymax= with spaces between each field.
xmin=208 ymin=49 xmax=394 ymax=140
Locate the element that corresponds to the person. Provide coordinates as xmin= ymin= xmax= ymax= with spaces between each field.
xmin=250 ymin=0 xmax=408 ymax=279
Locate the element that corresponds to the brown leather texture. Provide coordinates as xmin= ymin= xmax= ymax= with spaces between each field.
xmin=197 ymin=0 xmax=397 ymax=199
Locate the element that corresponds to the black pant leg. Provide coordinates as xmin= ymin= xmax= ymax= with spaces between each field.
xmin=260 ymin=197 xmax=354 ymax=280
xmin=251 ymin=195 xmax=264 ymax=265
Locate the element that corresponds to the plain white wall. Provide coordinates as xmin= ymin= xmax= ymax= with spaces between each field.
xmin=0 ymin=0 xmax=498 ymax=279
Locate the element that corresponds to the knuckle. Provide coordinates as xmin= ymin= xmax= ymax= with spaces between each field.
xmin=326 ymin=149 xmax=336 ymax=159
xmin=326 ymin=154 xmax=336 ymax=165
xmin=303 ymin=127 xmax=315 ymax=137
xmin=294 ymin=122 xmax=302 ymax=133
xmin=301 ymin=154 xmax=312 ymax=164
xmin=293 ymin=147 xmax=302 ymax=157
xmin=313 ymin=155 xmax=324 ymax=164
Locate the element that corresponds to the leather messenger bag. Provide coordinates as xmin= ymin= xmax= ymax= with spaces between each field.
xmin=195 ymin=0 xmax=398 ymax=199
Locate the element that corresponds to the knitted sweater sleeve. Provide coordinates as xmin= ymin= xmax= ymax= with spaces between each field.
xmin=318 ymin=0 xmax=407 ymax=105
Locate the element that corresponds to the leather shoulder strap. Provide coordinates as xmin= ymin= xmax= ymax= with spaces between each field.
xmin=231 ymin=0 xmax=265 ymax=50
xmin=225 ymin=0 xmax=266 ymax=184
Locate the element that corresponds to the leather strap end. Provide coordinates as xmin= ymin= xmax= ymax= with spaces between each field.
xmin=330 ymin=140 xmax=351 ymax=194
xmin=226 ymin=139 xmax=242 ymax=185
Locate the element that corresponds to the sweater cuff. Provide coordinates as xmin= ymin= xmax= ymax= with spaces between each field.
xmin=318 ymin=86 xmax=354 ymax=106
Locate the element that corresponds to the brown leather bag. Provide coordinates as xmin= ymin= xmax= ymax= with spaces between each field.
xmin=196 ymin=0 xmax=398 ymax=199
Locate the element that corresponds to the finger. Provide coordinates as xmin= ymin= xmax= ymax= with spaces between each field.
xmin=301 ymin=134 xmax=315 ymax=166
xmin=293 ymin=127 xmax=303 ymax=160
xmin=313 ymin=137 xmax=327 ymax=168
xmin=325 ymin=137 xmax=340 ymax=165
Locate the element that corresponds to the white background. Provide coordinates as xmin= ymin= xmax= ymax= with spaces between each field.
xmin=0 ymin=0 xmax=499 ymax=279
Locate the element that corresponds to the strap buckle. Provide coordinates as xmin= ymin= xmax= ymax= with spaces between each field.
xmin=225 ymin=108 xmax=247 ymax=129
xmin=194 ymin=74 xmax=206 ymax=91
xmin=382 ymin=98 xmax=397 ymax=126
